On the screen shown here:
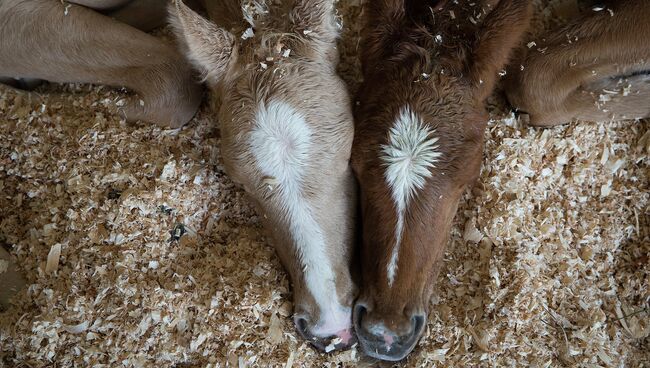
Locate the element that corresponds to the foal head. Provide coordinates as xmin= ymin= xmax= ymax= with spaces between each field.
xmin=351 ymin=0 xmax=532 ymax=360
xmin=171 ymin=0 xmax=357 ymax=351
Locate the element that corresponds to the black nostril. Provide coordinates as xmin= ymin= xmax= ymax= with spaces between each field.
xmin=293 ymin=315 xmax=311 ymax=340
xmin=353 ymin=303 xmax=368 ymax=333
xmin=411 ymin=314 xmax=426 ymax=338
xmin=294 ymin=315 xmax=325 ymax=351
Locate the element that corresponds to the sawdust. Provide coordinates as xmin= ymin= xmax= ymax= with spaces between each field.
xmin=1 ymin=0 xmax=648 ymax=367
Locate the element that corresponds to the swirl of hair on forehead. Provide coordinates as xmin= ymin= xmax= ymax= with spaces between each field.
xmin=380 ymin=105 xmax=442 ymax=286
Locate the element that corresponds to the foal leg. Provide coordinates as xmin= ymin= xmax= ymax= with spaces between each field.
xmin=505 ymin=0 xmax=650 ymax=126
xmin=559 ymin=73 xmax=650 ymax=123
xmin=0 ymin=0 xmax=201 ymax=127
xmin=0 ymin=0 xmax=174 ymax=101
xmin=0 ymin=0 xmax=136 ymax=91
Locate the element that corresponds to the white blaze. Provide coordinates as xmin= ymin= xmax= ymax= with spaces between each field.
xmin=380 ymin=106 xmax=442 ymax=287
xmin=249 ymin=100 xmax=349 ymax=336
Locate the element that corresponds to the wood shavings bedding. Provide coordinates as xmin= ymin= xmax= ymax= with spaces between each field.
xmin=0 ymin=0 xmax=648 ymax=366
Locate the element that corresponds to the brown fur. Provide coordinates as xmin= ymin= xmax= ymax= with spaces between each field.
xmin=505 ymin=0 xmax=650 ymax=126
xmin=170 ymin=0 xmax=358 ymax=351
xmin=351 ymin=0 xmax=533 ymax=361
xmin=0 ymin=0 xmax=201 ymax=127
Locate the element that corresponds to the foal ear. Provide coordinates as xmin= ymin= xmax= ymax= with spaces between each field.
xmin=469 ymin=0 xmax=533 ymax=101
xmin=170 ymin=0 xmax=237 ymax=85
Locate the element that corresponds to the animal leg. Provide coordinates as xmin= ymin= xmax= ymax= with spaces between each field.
xmin=0 ymin=0 xmax=202 ymax=127
xmin=505 ymin=0 xmax=650 ymax=126
xmin=555 ymin=72 xmax=650 ymax=124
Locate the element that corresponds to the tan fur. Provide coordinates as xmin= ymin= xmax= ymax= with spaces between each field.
xmin=352 ymin=0 xmax=533 ymax=361
xmin=170 ymin=0 xmax=357 ymax=351
xmin=504 ymin=0 xmax=650 ymax=126
xmin=0 ymin=0 xmax=201 ymax=127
